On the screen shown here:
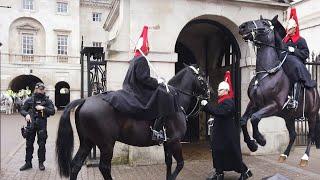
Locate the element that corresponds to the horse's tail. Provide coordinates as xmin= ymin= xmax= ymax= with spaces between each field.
xmin=56 ymin=98 xmax=85 ymax=177
xmin=315 ymin=113 xmax=320 ymax=149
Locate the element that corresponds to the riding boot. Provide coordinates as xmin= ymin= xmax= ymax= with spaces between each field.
xmin=151 ymin=117 xmax=165 ymax=143
xmin=288 ymin=82 xmax=302 ymax=109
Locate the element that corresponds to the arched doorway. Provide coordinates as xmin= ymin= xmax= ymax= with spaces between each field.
xmin=9 ymin=75 xmax=43 ymax=92
xmin=175 ymin=16 xmax=241 ymax=142
xmin=55 ymin=81 xmax=70 ymax=110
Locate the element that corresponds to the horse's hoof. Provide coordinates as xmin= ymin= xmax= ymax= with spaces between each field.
xmin=299 ymin=159 xmax=308 ymax=167
xmin=246 ymin=140 xmax=258 ymax=152
xmin=299 ymin=154 xmax=309 ymax=167
xmin=278 ymin=154 xmax=287 ymax=163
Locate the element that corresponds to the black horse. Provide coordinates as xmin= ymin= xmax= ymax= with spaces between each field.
xmin=56 ymin=65 xmax=208 ymax=180
xmin=238 ymin=15 xmax=320 ymax=166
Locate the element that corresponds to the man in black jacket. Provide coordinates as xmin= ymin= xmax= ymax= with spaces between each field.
xmin=282 ymin=8 xmax=316 ymax=109
xmin=19 ymin=82 xmax=55 ymax=171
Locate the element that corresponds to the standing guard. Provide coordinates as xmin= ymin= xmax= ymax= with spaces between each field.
xmin=201 ymin=72 xmax=252 ymax=180
xmin=20 ymin=82 xmax=55 ymax=171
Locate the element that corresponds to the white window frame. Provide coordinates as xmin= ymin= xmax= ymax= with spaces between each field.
xmin=23 ymin=0 xmax=34 ymax=10
xmin=57 ymin=35 xmax=68 ymax=55
xmin=92 ymin=12 xmax=102 ymax=22
xmin=21 ymin=33 xmax=34 ymax=55
xmin=92 ymin=42 xmax=102 ymax=47
xmin=57 ymin=2 xmax=68 ymax=14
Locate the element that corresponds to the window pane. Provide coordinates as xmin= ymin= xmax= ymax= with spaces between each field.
xmin=57 ymin=2 xmax=68 ymax=13
xmin=22 ymin=33 xmax=34 ymax=55
xmin=57 ymin=35 xmax=68 ymax=55
xmin=23 ymin=0 xmax=34 ymax=10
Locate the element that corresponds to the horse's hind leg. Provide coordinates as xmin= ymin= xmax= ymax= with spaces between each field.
xmin=279 ymin=119 xmax=296 ymax=162
xmin=164 ymin=143 xmax=173 ymax=180
xmin=70 ymin=140 xmax=94 ymax=180
xmin=98 ymin=142 xmax=115 ymax=180
xmin=300 ymin=114 xmax=317 ymax=167
xmin=169 ymin=141 xmax=184 ymax=180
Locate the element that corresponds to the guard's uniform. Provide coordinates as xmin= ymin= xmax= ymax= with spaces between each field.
xmin=103 ymin=55 xmax=179 ymax=120
xmin=20 ymin=93 xmax=55 ymax=164
xmin=282 ymin=37 xmax=316 ymax=88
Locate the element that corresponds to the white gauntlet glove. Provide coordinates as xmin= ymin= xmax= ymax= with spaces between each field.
xmin=288 ymin=46 xmax=295 ymax=53
xmin=201 ymin=100 xmax=208 ymax=106
xmin=157 ymin=77 xmax=165 ymax=84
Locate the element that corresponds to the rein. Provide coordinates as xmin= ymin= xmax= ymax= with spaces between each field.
xmin=172 ymin=86 xmax=206 ymax=119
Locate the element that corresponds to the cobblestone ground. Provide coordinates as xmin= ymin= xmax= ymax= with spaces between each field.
xmin=1 ymin=112 xmax=320 ymax=180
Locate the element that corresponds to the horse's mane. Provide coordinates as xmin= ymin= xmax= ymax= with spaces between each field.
xmin=168 ymin=67 xmax=191 ymax=86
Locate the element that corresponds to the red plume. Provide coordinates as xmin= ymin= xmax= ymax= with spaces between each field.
xmin=224 ymin=71 xmax=234 ymax=98
xmin=134 ymin=26 xmax=150 ymax=57
xmin=283 ymin=7 xmax=300 ymax=43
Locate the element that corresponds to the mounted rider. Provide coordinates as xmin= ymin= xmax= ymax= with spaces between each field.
xmin=103 ymin=26 xmax=180 ymax=143
xmin=282 ymin=7 xmax=316 ymax=109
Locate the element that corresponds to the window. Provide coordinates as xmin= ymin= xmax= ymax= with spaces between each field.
xmin=57 ymin=35 xmax=68 ymax=55
xmin=23 ymin=0 xmax=34 ymax=10
xmin=92 ymin=13 xmax=102 ymax=22
xmin=57 ymin=2 xmax=68 ymax=13
xmin=93 ymin=42 xmax=102 ymax=47
xmin=22 ymin=33 xmax=34 ymax=55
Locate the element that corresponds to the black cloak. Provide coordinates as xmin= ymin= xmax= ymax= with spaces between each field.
xmin=282 ymin=37 xmax=316 ymax=88
xmin=204 ymin=98 xmax=244 ymax=173
xmin=103 ymin=55 xmax=179 ymax=120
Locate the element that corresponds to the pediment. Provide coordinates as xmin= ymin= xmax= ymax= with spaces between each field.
xmin=16 ymin=23 xmax=39 ymax=31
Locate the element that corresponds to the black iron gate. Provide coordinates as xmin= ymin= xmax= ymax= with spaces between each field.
xmin=295 ymin=53 xmax=320 ymax=146
xmin=80 ymin=39 xmax=106 ymax=166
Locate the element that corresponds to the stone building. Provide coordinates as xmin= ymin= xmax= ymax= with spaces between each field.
xmin=1 ymin=0 xmax=317 ymax=165
xmin=0 ymin=0 xmax=111 ymax=108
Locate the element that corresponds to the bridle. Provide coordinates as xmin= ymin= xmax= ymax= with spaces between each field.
xmin=174 ymin=66 xmax=209 ymax=119
xmin=244 ymin=20 xmax=289 ymax=83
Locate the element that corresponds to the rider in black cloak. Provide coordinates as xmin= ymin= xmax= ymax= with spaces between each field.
xmin=103 ymin=26 xmax=179 ymax=143
xmin=201 ymin=72 xmax=252 ymax=180
xmin=281 ymin=8 xmax=316 ymax=109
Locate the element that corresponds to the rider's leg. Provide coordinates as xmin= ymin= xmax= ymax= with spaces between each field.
xmin=288 ymin=81 xmax=302 ymax=109
xmin=151 ymin=116 xmax=166 ymax=142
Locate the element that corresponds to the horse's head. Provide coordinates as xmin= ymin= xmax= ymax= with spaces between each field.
xmin=189 ymin=65 xmax=209 ymax=99
xmin=239 ymin=15 xmax=277 ymax=44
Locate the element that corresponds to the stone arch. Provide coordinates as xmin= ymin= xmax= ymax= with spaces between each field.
xmin=9 ymin=17 xmax=46 ymax=59
xmin=55 ymin=81 xmax=70 ymax=109
xmin=175 ymin=15 xmax=242 ymax=141
xmin=9 ymin=74 xmax=43 ymax=93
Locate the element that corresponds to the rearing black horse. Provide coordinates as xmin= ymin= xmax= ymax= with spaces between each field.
xmin=239 ymin=15 xmax=320 ymax=166
xmin=56 ymin=65 xmax=208 ymax=180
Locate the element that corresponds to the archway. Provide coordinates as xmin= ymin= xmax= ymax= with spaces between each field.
xmin=175 ymin=16 xmax=241 ymax=142
xmin=9 ymin=75 xmax=43 ymax=92
xmin=55 ymin=81 xmax=70 ymax=110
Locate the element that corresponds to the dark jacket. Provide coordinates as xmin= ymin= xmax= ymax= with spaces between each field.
xmin=103 ymin=55 xmax=179 ymax=120
xmin=282 ymin=37 xmax=316 ymax=87
xmin=20 ymin=94 xmax=55 ymax=121
xmin=203 ymin=98 xmax=243 ymax=173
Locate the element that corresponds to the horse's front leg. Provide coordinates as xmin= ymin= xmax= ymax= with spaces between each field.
xmin=241 ymin=101 xmax=258 ymax=152
xmin=164 ymin=143 xmax=172 ymax=180
xmin=251 ymin=102 xmax=280 ymax=146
